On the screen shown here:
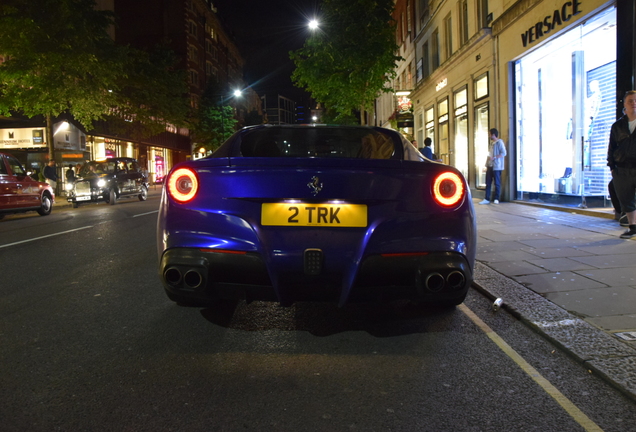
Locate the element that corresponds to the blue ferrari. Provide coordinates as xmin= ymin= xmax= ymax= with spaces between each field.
xmin=157 ymin=125 xmax=476 ymax=307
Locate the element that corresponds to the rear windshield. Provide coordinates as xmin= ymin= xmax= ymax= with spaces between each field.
xmin=240 ymin=127 xmax=397 ymax=159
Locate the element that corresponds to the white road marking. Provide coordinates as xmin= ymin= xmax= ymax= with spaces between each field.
xmin=0 ymin=226 xmax=94 ymax=249
xmin=133 ymin=210 xmax=159 ymax=218
xmin=459 ymin=304 xmax=603 ymax=432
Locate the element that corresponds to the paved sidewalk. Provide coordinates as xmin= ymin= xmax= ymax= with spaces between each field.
xmin=472 ymin=198 xmax=636 ymax=400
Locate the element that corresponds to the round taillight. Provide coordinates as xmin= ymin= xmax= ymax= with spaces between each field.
xmin=433 ymin=172 xmax=464 ymax=206
xmin=168 ymin=168 xmax=198 ymax=203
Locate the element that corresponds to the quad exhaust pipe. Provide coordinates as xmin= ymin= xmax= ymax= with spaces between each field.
xmin=446 ymin=271 xmax=466 ymax=289
xmin=424 ymin=273 xmax=445 ymax=292
xmin=423 ymin=271 xmax=466 ymax=292
xmin=163 ymin=267 xmax=204 ymax=289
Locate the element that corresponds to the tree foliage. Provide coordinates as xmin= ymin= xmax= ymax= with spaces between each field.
xmin=0 ymin=0 xmax=189 ymax=155
xmin=192 ymin=79 xmax=239 ymax=153
xmin=290 ymin=0 xmax=401 ymax=124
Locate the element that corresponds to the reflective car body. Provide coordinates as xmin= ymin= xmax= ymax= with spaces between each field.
xmin=0 ymin=152 xmax=54 ymax=219
xmin=157 ymin=125 xmax=476 ymax=307
xmin=66 ymin=157 xmax=148 ymax=207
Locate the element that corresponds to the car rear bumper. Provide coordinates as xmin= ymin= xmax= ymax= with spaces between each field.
xmin=159 ymin=247 xmax=472 ymax=306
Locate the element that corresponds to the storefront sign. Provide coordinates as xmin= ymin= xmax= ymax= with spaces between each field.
xmin=0 ymin=128 xmax=46 ymax=149
xmin=396 ymin=96 xmax=412 ymax=114
xmin=53 ymin=121 xmax=86 ymax=151
xmin=436 ymin=78 xmax=448 ymax=91
xmin=521 ymin=0 xmax=582 ymax=47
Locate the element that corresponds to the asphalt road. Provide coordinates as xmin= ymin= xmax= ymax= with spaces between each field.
xmin=1 ymin=196 xmax=635 ymax=431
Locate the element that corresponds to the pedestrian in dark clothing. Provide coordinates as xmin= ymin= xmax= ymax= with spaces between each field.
xmin=43 ymin=160 xmax=58 ymax=190
xmin=608 ymin=180 xmax=628 ymax=226
xmin=607 ymin=90 xmax=636 ymax=238
xmin=66 ymin=165 xmax=75 ymax=182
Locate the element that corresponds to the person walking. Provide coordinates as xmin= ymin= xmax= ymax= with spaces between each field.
xmin=43 ymin=160 xmax=58 ymax=190
xmin=420 ymin=137 xmax=442 ymax=162
xmin=607 ymin=90 xmax=636 ymax=239
xmin=65 ymin=165 xmax=76 ymax=182
xmin=420 ymin=137 xmax=433 ymax=159
xmin=479 ymin=128 xmax=507 ymax=205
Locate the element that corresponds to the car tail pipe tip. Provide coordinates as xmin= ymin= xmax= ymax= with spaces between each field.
xmin=164 ymin=267 xmax=182 ymax=286
xmin=446 ymin=271 xmax=466 ymax=290
xmin=424 ymin=273 xmax=445 ymax=292
xmin=183 ymin=269 xmax=204 ymax=289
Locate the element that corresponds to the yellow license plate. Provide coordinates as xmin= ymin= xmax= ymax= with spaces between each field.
xmin=261 ymin=203 xmax=367 ymax=227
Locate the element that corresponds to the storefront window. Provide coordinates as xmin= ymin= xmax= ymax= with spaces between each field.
xmin=155 ymin=152 xmax=165 ymax=183
xmin=474 ymin=103 xmax=489 ymax=188
xmin=514 ymin=6 xmax=616 ymax=205
xmin=454 ymin=87 xmax=468 ymax=178
xmin=416 ymin=111 xmax=424 ymax=145
xmin=425 ymin=106 xmax=435 ymax=147
xmin=474 ymin=73 xmax=488 ymax=100
xmin=437 ymin=98 xmax=449 ymax=164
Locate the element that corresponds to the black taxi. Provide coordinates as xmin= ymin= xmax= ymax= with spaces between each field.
xmin=66 ymin=157 xmax=148 ymax=207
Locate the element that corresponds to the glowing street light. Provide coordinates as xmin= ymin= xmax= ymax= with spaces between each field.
xmin=308 ymin=19 xmax=319 ymax=30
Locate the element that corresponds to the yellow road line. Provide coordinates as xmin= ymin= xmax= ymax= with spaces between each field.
xmin=458 ymin=303 xmax=604 ymax=432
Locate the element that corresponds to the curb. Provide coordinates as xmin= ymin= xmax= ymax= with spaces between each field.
xmin=472 ymin=261 xmax=636 ymax=402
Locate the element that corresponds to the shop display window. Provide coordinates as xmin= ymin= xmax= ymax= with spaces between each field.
xmin=454 ymin=87 xmax=468 ymax=178
xmin=437 ymin=98 xmax=449 ymax=164
xmin=474 ymin=103 xmax=489 ymax=188
xmin=514 ymin=6 xmax=616 ymax=205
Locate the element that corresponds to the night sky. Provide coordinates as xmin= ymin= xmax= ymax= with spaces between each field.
xmin=212 ymin=0 xmax=322 ymax=99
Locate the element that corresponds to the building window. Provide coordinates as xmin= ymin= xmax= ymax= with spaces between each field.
xmin=425 ymin=106 xmax=435 ymax=146
xmin=189 ymin=70 xmax=199 ymax=87
xmin=416 ymin=111 xmax=424 ymax=144
xmin=205 ymin=61 xmax=217 ymax=77
xmin=459 ymin=0 xmax=469 ymax=46
xmin=514 ymin=6 xmax=616 ymax=202
xmin=402 ymin=12 xmax=406 ymax=42
xmin=205 ymin=24 xmax=215 ymax=39
xmin=407 ymin=0 xmax=412 ymax=38
xmin=474 ymin=72 xmax=488 ymax=100
xmin=188 ymin=20 xmax=197 ymax=37
xmin=477 ymin=0 xmax=489 ymax=29
xmin=444 ymin=13 xmax=453 ymax=59
xmin=422 ymin=41 xmax=430 ymax=78
xmin=474 ymin=103 xmax=489 ymax=188
xmin=437 ymin=98 xmax=449 ymax=164
xmin=432 ymin=29 xmax=440 ymax=70
xmin=454 ymin=87 xmax=469 ymax=178
xmin=418 ymin=0 xmax=430 ymax=27
xmin=192 ymin=46 xmax=198 ymax=66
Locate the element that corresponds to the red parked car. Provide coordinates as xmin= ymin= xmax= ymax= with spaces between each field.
xmin=0 ymin=152 xmax=55 ymax=220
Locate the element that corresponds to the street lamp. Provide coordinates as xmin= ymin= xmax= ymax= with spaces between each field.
xmin=308 ymin=19 xmax=319 ymax=30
